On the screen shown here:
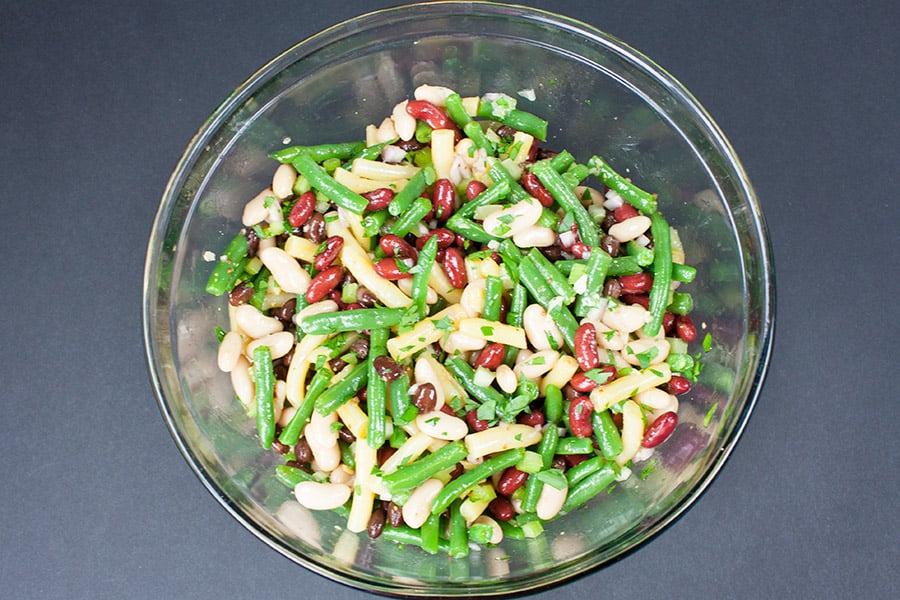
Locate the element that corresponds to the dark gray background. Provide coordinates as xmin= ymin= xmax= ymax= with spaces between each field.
xmin=2 ymin=1 xmax=897 ymax=598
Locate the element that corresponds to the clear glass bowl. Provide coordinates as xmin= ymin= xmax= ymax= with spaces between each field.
xmin=143 ymin=2 xmax=774 ymax=596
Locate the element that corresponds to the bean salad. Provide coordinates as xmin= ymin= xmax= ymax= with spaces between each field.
xmin=206 ymin=84 xmax=703 ymax=552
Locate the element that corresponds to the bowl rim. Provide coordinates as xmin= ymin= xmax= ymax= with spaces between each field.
xmin=143 ymin=1 xmax=775 ymax=596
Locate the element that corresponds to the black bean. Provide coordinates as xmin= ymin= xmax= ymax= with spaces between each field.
xmin=562 ymin=385 xmax=583 ymax=403
xmin=294 ymin=438 xmax=313 ymax=464
xmin=244 ymin=227 xmax=260 ymax=258
xmin=228 ymin=281 xmax=254 ymax=306
xmin=329 ymin=357 xmax=348 ymax=373
xmin=271 ymin=439 xmax=290 ymax=455
xmin=272 ymin=297 xmax=297 ymax=324
xmin=386 ymin=502 xmax=403 ymax=528
xmin=602 ymin=211 xmax=618 ymax=232
xmin=373 ymin=355 xmax=404 ymax=382
xmin=600 ymin=235 xmax=620 ymax=258
xmin=603 ymin=278 xmax=622 ymax=299
xmin=304 ymin=212 xmax=326 ymax=243
xmin=338 ymin=426 xmax=356 ymax=445
xmin=395 ymin=138 xmax=425 ymax=152
xmin=551 ymin=455 xmax=568 ymax=471
xmin=411 ymin=383 xmax=437 ymax=413
xmin=350 ymin=337 xmax=370 ymax=360
xmin=539 ymin=244 xmax=564 ymax=262
xmin=356 ymin=287 xmax=378 ymax=308
xmin=535 ymin=147 xmax=559 ymax=161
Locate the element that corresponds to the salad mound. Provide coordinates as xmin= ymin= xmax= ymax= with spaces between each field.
xmin=206 ymin=84 xmax=702 ymax=552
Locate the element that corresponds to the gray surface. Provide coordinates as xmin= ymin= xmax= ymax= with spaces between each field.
xmin=1 ymin=1 xmax=897 ymax=598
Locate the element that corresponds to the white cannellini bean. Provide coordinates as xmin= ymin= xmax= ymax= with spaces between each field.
xmin=329 ymin=464 xmax=355 ymax=486
xmin=230 ymin=355 xmax=254 ymax=408
xmin=515 ymin=349 xmax=559 ymax=381
xmin=233 ymin=303 xmax=283 ymax=338
xmin=460 ymin=282 xmax=486 ymax=317
xmin=306 ymin=410 xmax=339 ymax=450
xmin=608 ymin=215 xmax=652 ymax=243
xmin=217 ymin=330 xmax=244 ymax=372
xmin=414 ymin=357 xmax=446 ymax=408
xmin=512 ymin=225 xmax=556 ymax=248
xmin=623 ymin=337 xmax=670 ymax=367
xmin=482 ymin=196 xmax=542 ymax=238
xmin=402 ymin=478 xmax=445 ymax=529
xmin=574 ymin=185 xmax=606 ymax=206
xmin=278 ymin=405 xmax=297 ymax=428
xmin=414 ymin=84 xmax=454 ymax=106
xmin=495 ymin=364 xmax=518 ymax=394
xmin=259 ymin=246 xmax=311 ymax=295
xmin=601 ymin=301 xmax=649 ymax=334
xmin=416 ymin=410 xmax=468 ymax=441
xmin=593 ymin=320 xmax=625 ymax=351
xmin=535 ymin=482 xmax=568 ymax=520
xmin=442 ymin=331 xmax=487 ymax=354
xmin=375 ymin=117 xmax=398 ymax=144
xmin=473 ymin=515 xmax=504 ymax=545
xmin=310 ymin=439 xmax=341 ymax=472
xmin=294 ymin=481 xmax=352 ymax=511
xmin=272 ymin=163 xmax=297 ymax=200
xmin=391 ymin=100 xmax=416 ymax=141
xmin=617 ymin=400 xmax=644 ymax=466
xmin=523 ymin=304 xmax=565 ymax=351
xmin=246 ymin=331 xmax=295 ymax=360
xmin=242 ymin=187 xmax=274 ymax=226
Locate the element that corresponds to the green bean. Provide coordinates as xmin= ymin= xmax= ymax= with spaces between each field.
xmin=477 ymin=101 xmax=548 ymax=140
xmin=608 ymin=256 xmax=643 ymax=276
xmin=544 ymin=384 xmax=563 ymax=424
xmin=415 ymin=120 xmax=433 ymax=143
xmin=531 ymin=160 xmax=600 ymax=247
xmin=389 ymin=373 xmax=417 ymax=426
xmin=587 ymin=155 xmax=657 ymax=215
xmin=420 ymin=511 xmax=442 ymax=555
xmin=482 ymin=275 xmax=503 ymax=321
xmin=354 ymin=138 xmax=398 ymax=162
xmin=672 ymin=262 xmax=697 ymax=283
xmin=444 ymin=93 xmax=472 ymax=127
xmin=487 ymin=161 xmax=530 ymax=202
xmin=521 ymin=471 xmax=543 ymax=513
xmin=381 ymin=440 xmax=467 ymax=495
xmin=592 ymin=410 xmax=624 ymax=460
xmin=549 ymin=150 xmax=575 ymax=173
xmin=463 ymin=121 xmax=495 ymax=155
xmin=565 ymin=455 xmax=605 ymax=486
xmin=498 ymin=520 xmax=526 ymax=540
xmin=554 ymin=437 xmax=594 ymax=455
xmin=561 ymin=162 xmax=591 ymax=188
xmin=431 ymin=448 xmax=526 ymax=515
xmin=299 ymin=307 xmax=408 ymax=335
xmin=361 ymin=209 xmax=388 ymax=238
xmin=274 ymin=464 xmax=314 ymax=487
xmin=446 ymin=214 xmax=502 ymax=244
xmin=527 ymin=248 xmax=576 ymax=304
xmin=626 ymin=240 xmax=654 ymax=267
xmin=444 ymin=356 xmax=506 ymax=406
xmin=389 ymin=420 xmax=409 ymax=448
xmin=247 ymin=267 xmax=269 ymax=310
xmin=561 ymin=464 xmax=616 ymax=513
xmin=366 ymin=328 xmax=389 ymax=449
xmin=339 ymin=440 xmax=355 ymax=469
xmin=291 ymin=153 xmax=369 ymax=214
xmin=456 ymin=179 xmax=511 ymax=219
xmin=412 ymin=236 xmax=438 ymax=318
xmin=205 ymin=233 xmax=249 ymax=296
xmin=668 ymin=291 xmax=693 ymax=315
xmin=644 ymin=211 xmax=673 ymax=337
xmin=270 ymin=141 xmax=365 ymax=164
xmin=278 ymin=366 xmax=333 ymax=446
xmin=506 ymin=283 xmax=526 ymax=327
xmin=584 ymin=247 xmax=613 ymax=296
xmin=390 ymin=196 xmax=432 ymax=237
xmin=448 ymin=500 xmax=469 ymax=558
xmin=381 ymin=525 xmax=450 ymax=554
xmin=314 ymin=362 xmax=368 ymax=415
xmin=537 ymin=423 xmax=559 ymax=469
xmin=388 ymin=165 xmax=436 ymax=216
xmin=252 ymin=346 xmax=275 ymax=449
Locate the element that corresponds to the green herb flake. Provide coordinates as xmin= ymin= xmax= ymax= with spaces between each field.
xmin=703 ymin=402 xmax=718 ymax=428
xmin=432 ymin=316 xmax=453 ymax=331
xmin=635 ymin=346 xmax=659 ymax=370
xmin=703 ymin=332 xmax=713 ymax=352
xmin=329 ymin=421 xmax=344 ymax=433
xmin=481 ymin=325 xmax=495 ymax=337
xmin=640 ymin=459 xmax=658 ymax=480
xmin=529 ymin=356 xmax=546 ymax=366
xmin=584 ymin=368 xmax=613 ymax=385
xmin=425 ymin=417 xmax=440 ymax=426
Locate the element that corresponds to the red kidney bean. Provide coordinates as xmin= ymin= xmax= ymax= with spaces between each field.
xmin=565 ymin=454 xmax=592 ymax=468
xmin=521 ymin=171 xmax=555 ymax=207
xmin=440 ymin=403 xmax=457 ymax=416
xmin=379 ymin=234 xmax=417 ymax=260
xmin=574 ymin=323 xmax=600 ymax=372
xmin=621 ymin=293 xmax=650 ymax=309
xmin=517 ymin=409 xmax=545 ymax=427
xmin=473 ymin=343 xmax=505 ymax=370
xmin=570 ymin=242 xmax=591 ymax=259
xmin=568 ymin=396 xmax=594 ymax=437
xmin=570 ymin=372 xmax=599 ymax=393
xmin=465 ymin=180 xmax=487 ymax=200
xmin=362 ymin=187 xmax=394 ymax=211
xmin=614 ymin=204 xmax=639 ymax=222
xmin=415 ymin=228 xmax=455 ymax=251
xmin=344 ymin=302 xmax=362 ymax=310
xmin=618 ymin=272 xmax=654 ymax=294
xmin=465 ymin=409 xmax=490 ymax=432
xmin=442 ymin=247 xmax=467 ymax=288
xmin=488 ymin=496 xmax=515 ymax=522
xmin=305 ymin=265 xmax=343 ymax=303
xmin=496 ymin=467 xmax=529 ymax=496
xmin=377 ymin=445 xmax=396 ymax=467
xmin=373 ymin=258 xmax=413 ymax=280
xmin=406 ymin=100 xmax=454 ymax=130
xmin=432 ymin=178 xmax=457 ymax=222
xmin=642 ymin=411 xmax=678 ymax=448
xmin=373 ymin=355 xmax=405 ymax=382
xmin=668 ymin=376 xmax=692 ymax=395
xmin=662 ymin=311 xmax=676 ymax=335
xmin=675 ymin=314 xmax=697 ymax=342
xmin=288 ymin=191 xmax=316 ymax=228
xmin=412 ymin=383 xmax=437 ymax=413
xmin=303 ymin=212 xmax=326 ymax=243
xmin=611 ymin=412 xmax=624 ymax=429
xmin=313 ymin=236 xmax=344 ymax=271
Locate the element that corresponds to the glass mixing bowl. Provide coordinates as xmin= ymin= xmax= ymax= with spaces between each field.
xmin=143 ymin=2 xmax=774 ymax=595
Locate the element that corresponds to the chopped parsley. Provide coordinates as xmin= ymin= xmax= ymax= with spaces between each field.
xmin=640 ymin=459 xmax=658 ymax=480
xmin=703 ymin=332 xmax=713 ymax=352
xmin=584 ymin=368 xmax=613 ymax=385
xmin=481 ymin=325 xmax=495 ymax=337
xmin=635 ymin=346 xmax=659 ymax=370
